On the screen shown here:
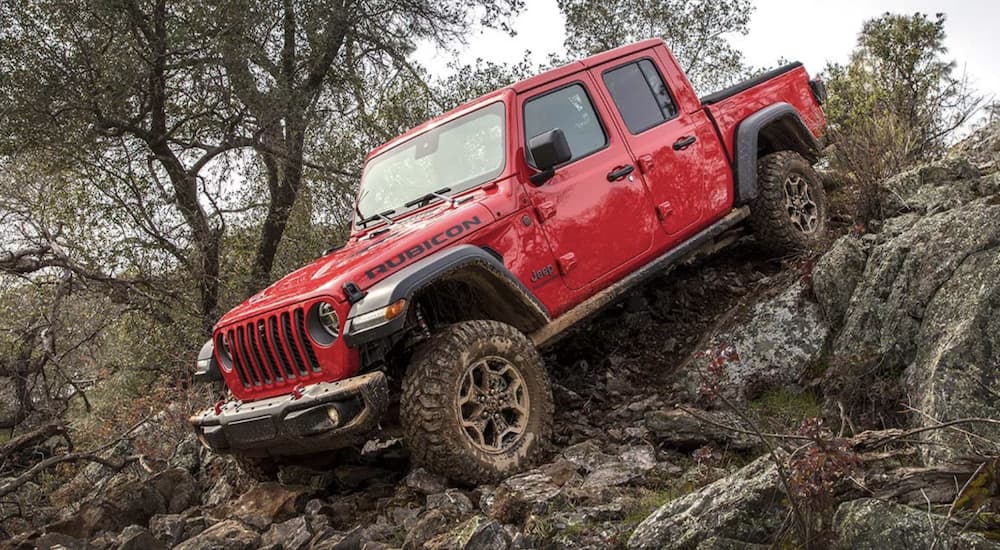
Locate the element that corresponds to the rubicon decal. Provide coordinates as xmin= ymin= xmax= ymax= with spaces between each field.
xmin=364 ymin=217 xmax=483 ymax=280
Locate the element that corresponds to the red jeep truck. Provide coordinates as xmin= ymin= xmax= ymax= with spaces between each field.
xmin=190 ymin=39 xmax=827 ymax=483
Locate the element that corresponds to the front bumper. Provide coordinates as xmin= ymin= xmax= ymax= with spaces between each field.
xmin=189 ymin=371 xmax=389 ymax=457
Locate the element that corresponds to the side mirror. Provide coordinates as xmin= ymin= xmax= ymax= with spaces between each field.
xmin=528 ymin=129 xmax=571 ymax=185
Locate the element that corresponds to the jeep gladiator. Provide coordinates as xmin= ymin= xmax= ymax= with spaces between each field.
xmin=190 ymin=39 xmax=828 ymax=483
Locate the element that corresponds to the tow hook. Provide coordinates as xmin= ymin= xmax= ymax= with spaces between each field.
xmin=291 ymin=383 xmax=305 ymax=400
xmin=213 ymin=400 xmax=225 ymax=415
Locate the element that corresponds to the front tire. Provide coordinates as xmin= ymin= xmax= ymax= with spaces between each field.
xmin=749 ymin=150 xmax=828 ymax=253
xmin=401 ymin=320 xmax=553 ymax=485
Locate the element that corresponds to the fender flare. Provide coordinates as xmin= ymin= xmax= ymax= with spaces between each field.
xmin=733 ymin=102 xmax=821 ymax=205
xmin=342 ymin=244 xmax=550 ymax=347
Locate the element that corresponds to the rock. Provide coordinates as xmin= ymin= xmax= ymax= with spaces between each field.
xmin=425 ymin=515 xmax=511 ymax=550
xmin=628 ymin=454 xmax=786 ymax=550
xmin=173 ymin=520 xmax=260 ymax=550
xmin=403 ymin=509 xmax=453 ymax=550
xmin=561 ymin=440 xmax=616 ymax=472
xmin=427 ymin=489 xmax=475 ymax=516
xmin=45 ymin=468 xmax=198 ymax=539
xmin=405 ymin=468 xmax=448 ymax=495
xmin=116 ymin=525 xmax=165 ymax=550
xmin=812 ymin=236 xmax=868 ymax=326
xmin=261 ymin=516 xmax=312 ymax=550
xmin=830 ymin=196 xmax=1000 ymax=462
xmin=681 ymin=280 xmax=828 ymax=402
xmin=833 ymin=498 xmax=1000 ymax=549
xmin=880 ymin=157 xmax=990 ymax=215
xmin=149 ymin=513 xmax=206 ymax=546
xmin=34 ymin=532 xmax=90 ymax=550
xmin=212 ymin=482 xmax=315 ymax=530
xmin=645 ymin=408 xmax=758 ymax=451
xmin=581 ymin=461 xmax=639 ymax=489
xmin=278 ymin=465 xmax=336 ymax=488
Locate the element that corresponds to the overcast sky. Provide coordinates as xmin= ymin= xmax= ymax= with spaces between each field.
xmin=413 ymin=0 xmax=999 ymax=101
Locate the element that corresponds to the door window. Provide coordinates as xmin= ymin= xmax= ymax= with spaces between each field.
xmin=602 ymin=59 xmax=678 ymax=134
xmin=524 ymin=83 xmax=608 ymax=166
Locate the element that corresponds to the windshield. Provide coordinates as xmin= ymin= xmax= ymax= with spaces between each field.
xmin=355 ymin=102 xmax=506 ymax=225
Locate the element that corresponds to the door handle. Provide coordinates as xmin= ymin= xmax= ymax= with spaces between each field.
xmin=673 ymin=136 xmax=697 ymax=150
xmin=606 ymin=164 xmax=635 ymax=181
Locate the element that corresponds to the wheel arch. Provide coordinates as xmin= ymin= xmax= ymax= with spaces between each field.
xmin=342 ymin=244 xmax=549 ymax=347
xmin=733 ymin=102 xmax=821 ymax=205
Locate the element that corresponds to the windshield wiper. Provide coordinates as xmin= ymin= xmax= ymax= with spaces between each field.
xmin=404 ymin=187 xmax=454 ymax=209
xmin=358 ymin=209 xmax=397 ymax=227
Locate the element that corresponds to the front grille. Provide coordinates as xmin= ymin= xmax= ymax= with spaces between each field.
xmin=222 ymin=306 xmax=322 ymax=389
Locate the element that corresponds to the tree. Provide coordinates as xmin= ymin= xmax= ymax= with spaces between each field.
xmin=557 ymin=0 xmax=753 ymax=93
xmin=823 ymin=12 xmax=981 ymax=222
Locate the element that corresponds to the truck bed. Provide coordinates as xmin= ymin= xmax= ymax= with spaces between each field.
xmin=701 ymin=63 xmax=826 ymax=163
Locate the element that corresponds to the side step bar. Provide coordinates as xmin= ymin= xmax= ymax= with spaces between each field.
xmin=530 ymin=207 xmax=750 ymax=348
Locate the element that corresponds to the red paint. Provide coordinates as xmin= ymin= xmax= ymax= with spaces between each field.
xmin=212 ymin=39 xmax=826 ymax=401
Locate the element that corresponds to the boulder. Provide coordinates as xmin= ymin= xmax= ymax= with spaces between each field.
xmin=681 ymin=280 xmax=828 ymax=402
xmin=116 ymin=525 xmax=165 ymax=550
xmin=812 ymin=236 xmax=868 ymax=326
xmin=405 ymin=468 xmax=449 ymax=495
xmin=833 ymin=498 xmax=1000 ymax=549
xmin=627 ymin=454 xmax=786 ymax=550
xmin=425 ymin=515 xmax=511 ymax=550
xmin=45 ymin=468 xmax=198 ymax=539
xmin=645 ymin=408 xmax=758 ymax=451
xmin=173 ymin=520 xmax=260 ymax=550
xmin=260 ymin=516 xmax=312 ymax=550
xmin=210 ymin=482 xmax=315 ymax=530
xmin=830 ymin=196 xmax=1000 ymax=462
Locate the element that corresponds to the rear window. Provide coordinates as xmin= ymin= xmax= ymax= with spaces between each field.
xmin=602 ymin=59 xmax=678 ymax=134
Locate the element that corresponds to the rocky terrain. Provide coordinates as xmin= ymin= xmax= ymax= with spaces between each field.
xmin=7 ymin=121 xmax=1000 ymax=550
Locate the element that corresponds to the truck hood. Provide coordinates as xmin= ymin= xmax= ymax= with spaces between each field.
xmin=217 ymin=200 xmax=496 ymax=328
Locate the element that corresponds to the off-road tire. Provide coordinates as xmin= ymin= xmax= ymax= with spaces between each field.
xmin=749 ymin=150 xmax=827 ymax=253
xmin=235 ymin=455 xmax=280 ymax=481
xmin=401 ymin=320 xmax=553 ymax=485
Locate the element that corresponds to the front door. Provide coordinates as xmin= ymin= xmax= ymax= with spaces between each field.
xmin=519 ymin=77 xmax=657 ymax=290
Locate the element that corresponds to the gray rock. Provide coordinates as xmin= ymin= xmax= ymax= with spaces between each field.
xmin=645 ymin=408 xmax=758 ymax=451
xmin=680 ymin=280 xmax=828 ymax=402
xmin=812 ymin=235 xmax=868 ymax=326
xmin=425 ymin=515 xmax=511 ymax=550
xmin=173 ymin=520 xmax=260 ymax=550
xmin=628 ymin=454 xmax=786 ymax=550
xmin=405 ymin=467 xmax=448 ymax=495
xmin=831 ymin=196 xmax=1000 ymax=462
xmin=35 ymin=532 xmax=90 ymax=550
xmin=834 ymin=498 xmax=1000 ymax=549
xmin=427 ymin=489 xmax=475 ymax=516
xmin=561 ymin=440 xmax=616 ymax=472
xmin=116 ymin=525 xmax=164 ymax=550
xmin=261 ymin=516 xmax=311 ymax=550
xmin=403 ymin=509 xmax=453 ymax=550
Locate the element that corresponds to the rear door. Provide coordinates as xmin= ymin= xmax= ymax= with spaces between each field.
xmin=590 ymin=53 xmax=717 ymax=235
xmin=519 ymin=77 xmax=657 ymax=290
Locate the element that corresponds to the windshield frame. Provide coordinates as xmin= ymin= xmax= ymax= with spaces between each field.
xmin=352 ymin=100 xmax=508 ymax=231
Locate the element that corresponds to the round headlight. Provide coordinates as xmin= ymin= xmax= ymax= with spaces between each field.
xmin=307 ymin=301 xmax=340 ymax=346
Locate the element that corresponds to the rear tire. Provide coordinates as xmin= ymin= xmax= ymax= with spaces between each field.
xmin=401 ymin=320 xmax=553 ymax=485
xmin=749 ymin=151 xmax=828 ymax=253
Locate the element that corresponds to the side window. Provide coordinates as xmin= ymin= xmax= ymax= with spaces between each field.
xmin=524 ymin=83 xmax=608 ymax=166
xmin=602 ymin=59 xmax=678 ymax=134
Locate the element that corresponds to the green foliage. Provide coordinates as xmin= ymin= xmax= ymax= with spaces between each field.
xmin=557 ymin=0 xmax=753 ymax=93
xmin=823 ymin=12 xmax=980 ymax=221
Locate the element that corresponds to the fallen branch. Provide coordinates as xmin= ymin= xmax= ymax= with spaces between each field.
xmin=0 ymin=422 xmax=66 ymax=459
xmin=0 ymin=452 xmax=140 ymax=498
